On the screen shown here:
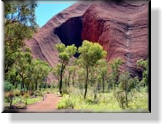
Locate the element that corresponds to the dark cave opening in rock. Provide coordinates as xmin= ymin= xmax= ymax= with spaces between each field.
xmin=54 ymin=17 xmax=83 ymax=57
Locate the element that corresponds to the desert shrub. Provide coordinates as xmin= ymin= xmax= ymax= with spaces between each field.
xmin=114 ymin=72 xmax=130 ymax=109
xmin=128 ymin=87 xmax=148 ymax=111
xmin=33 ymin=90 xmax=43 ymax=97
xmin=4 ymin=81 xmax=14 ymax=92
xmin=13 ymin=89 xmax=21 ymax=96
xmin=23 ymin=92 xmax=30 ymax=105
xmin=57 ymin=95 xmax=75 ymax=109
xmin=4 ymin=91 xmax=14 ymax=108
xmin=62 ymin=86 xmax=70 ymax=95
xmin=114 ymin=89 xmax=127 ymax=109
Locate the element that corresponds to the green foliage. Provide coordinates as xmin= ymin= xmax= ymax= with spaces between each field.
xmin=127 ymin=87 xmax=148 ymax=111
xmin=4 ymin=81 xmax=14 ymax=92
xmin=137 ymin=59 xmax=148 ymax=86
xmin=119 ymin=72 xmax=130 ymax=91
xmin=55 ymin=43 xmax=77 ymax=64
xmin=128 ymin=77 xmax=140 ymax=91
xmin=30 ymin=59 xmax=50 ymax=90
xmin=33 ymin=90 xmax=43 ymax=97
xmin=65 ymin=65 xmax=76 ymax=87
xmin=5 ymin=95 xmax=43 ymax=108
xmin=13 ymin=89 xmax=21 ymax=96
xmin=4 ymin=1 xmax=37 ymax=27
xmin=4 ymin=91 xmax=15 ymax=108
xmin=23 ymin=92 xmax=30 ymax=105
xmin=57 ymin=95 xmax=75 ymax=109
xmin=52 ymin=64 xmax=61 ymax=79
xmin=55 ymin=43 xmax=66 ymax=53
xmin=78 ymin=40 xmax=107 ymax=67
xmin=25 ymin=97 xmax=42 ymax=105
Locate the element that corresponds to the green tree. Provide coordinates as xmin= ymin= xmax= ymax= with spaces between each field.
xmin=97 ymin=59 xmax=108 ymax=92
xmin=52 ymin=63 xmax=62 ymax=83
xmin=66 ymin=65 xmax=76 ymax=87
xmin=6 ymin=67 xmax=19 ymax=88
xmin=4 ymin=0 xmax=37 ymax=76
xmin=78 ymin=40 xmax=107 ymax=98
xmin=30 ymin=59 xmax=50 ymax=90
xmin=77 ymin=67 xmax=85 ymax=89
xmin=55 ymin=43 xmax=77 ymax=94
xmin=137 ymin=59 xmax=148 ymax=86
xmin=117 ymin=72 xmax=130 ymax=108
xmin=109 ymin=58 xmax=124 ymax=88
xmin=13 ymin=49 xmax=32 ymax=91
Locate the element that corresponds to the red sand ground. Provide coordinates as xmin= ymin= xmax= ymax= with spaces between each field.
xmin=26 ymin=94 xmax=61 ymax=112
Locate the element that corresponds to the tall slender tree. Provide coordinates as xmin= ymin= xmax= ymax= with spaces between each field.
xmin=55 ymin=43 xmax=77 ymax=94
xmin=78 ymin=40 xmax=107 ymax=98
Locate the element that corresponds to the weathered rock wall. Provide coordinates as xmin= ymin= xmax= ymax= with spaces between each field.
xmin=82 ymin=1 xmax=148 ymax=75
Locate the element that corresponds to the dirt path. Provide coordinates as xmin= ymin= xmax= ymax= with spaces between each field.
xmin=26 ymin=94 xmax=61 ymax=112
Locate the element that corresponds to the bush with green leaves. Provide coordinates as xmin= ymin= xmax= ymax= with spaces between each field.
xmin=5 ymin=91 xmax=14 ymax=108
xmin=137 ymin=59 xmax=148 ymax=86
xmin=4 ymin=81 xmax=14 ymax=92
xmin=57 ymin=95 xmax=75 ymax=109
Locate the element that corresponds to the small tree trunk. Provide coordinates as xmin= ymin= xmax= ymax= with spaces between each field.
xmin=21 ymin=77 xmax=25 ymax=91
xmin=59 ymin=64 xmax=64 ymax=95
xmin=59 ymin=74 xmax=62 ymax=94
xmin=125 ymin=94 xmax=128 ymax=107
xmin=72 ymin=77 xmax=75 ymax=87
xmin=125 ymin=83 xmax=128 ymax=108
xmin=84 ymin=67 xmax=89 ymax=99
xmin=9 ymin=97 xmax=13 ymax=109
xmin=102 ymin=76 xmax=105 ymax=93
xmin=97 ymin=80 xmax=100 ymax=91
xmin=68 ymin=73 xmax=71 ymax=87
xmin=35 ymin=81 xmax=38 ymax=90
xmin=72 ymin=71 xmax=75 ymax=87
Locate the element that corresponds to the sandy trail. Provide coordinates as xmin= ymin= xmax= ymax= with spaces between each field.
xmin=26 ymin=94 xmax=61 ymax=112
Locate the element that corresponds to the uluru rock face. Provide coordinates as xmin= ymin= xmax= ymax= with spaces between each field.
xmin=25 ymin=0 xmax=149 ymax=82
xmin=82 ymin=1 xmax=149 ymax=75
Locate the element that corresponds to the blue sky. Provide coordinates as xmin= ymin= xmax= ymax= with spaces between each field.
xmin=35 ymin=1 xmax=76 ymax=27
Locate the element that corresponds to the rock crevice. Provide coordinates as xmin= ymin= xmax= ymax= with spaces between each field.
xmin=54 ymin=16 xmax=83 ymax=48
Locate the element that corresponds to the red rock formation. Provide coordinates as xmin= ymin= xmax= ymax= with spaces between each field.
xmin=25 ymin=0 xmax=149 ymax=82
xmin=82 ymin=1 xmax=149 ymax=75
